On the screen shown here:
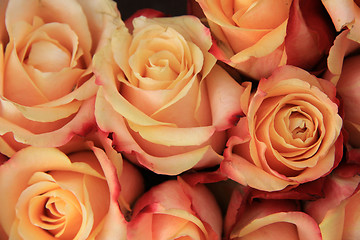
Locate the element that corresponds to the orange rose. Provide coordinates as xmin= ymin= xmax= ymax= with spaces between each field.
xmin=94 ymin=15 xmax=248 ymax=175
xmin=305 ymin=166 xmax=360 ymax=240
xmin=127 ymin=178 xmax=222 ymax=240
xmin=221 ymin=66 xmax=343 ymax=191
xmin=0 ymin=0 xmax=122 ymax=156
xmin=0 ymin=132 xmax=144 ymax=239
xmin=225 ymin=189 xmax=322 ymax=240
xmin=193 ymin=0 xmax=335 ymax=79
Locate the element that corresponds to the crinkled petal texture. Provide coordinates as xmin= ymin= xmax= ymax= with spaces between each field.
xmin=221 ymin=66 xmax=343 ymax=191
xmin=127 ymin=178 xmax=222 ymax=240
xmin=0 ymin=0 xmax=123 ymax=155
xmin=94 ymin=15 xmax=247 ymax=175
xmin=225 ymin=190 xmax=321 ymax=240
xmin=305 ymin=168 xmax=360 ymax=240
xmin=0 ymin=133 xmax=143 ymax=240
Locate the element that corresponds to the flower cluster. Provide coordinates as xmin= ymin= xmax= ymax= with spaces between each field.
xmin=0 ymin=0 xmax=359 ymax=239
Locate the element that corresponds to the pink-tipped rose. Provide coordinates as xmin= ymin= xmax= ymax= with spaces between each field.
xmin=224 ymin=189 xmax=322 ymax=240
xmin=94 ymin=15 xmax=248 ymax=175
xmin=127 ymin=178 xmax=222 ymax=240
xmin=305 ymin=166 xmax=360 ymax=240
xmin=0 ymin=0 xmax=123 ymax=156
xmin=192 ymin=0 xmax=335 ymax=79
xmin=221 ymin=66 xmax=343 ymax=191
xmin=0 ymin=131 xmax=144 ymax=239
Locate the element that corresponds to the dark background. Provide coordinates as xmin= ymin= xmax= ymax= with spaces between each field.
xmin=115 ymin=0 xmax=188 ymax=21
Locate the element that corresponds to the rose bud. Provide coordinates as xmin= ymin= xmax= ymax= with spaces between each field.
xmin=305 ymin=166 xmax=360 ymax=240
xmin=0 ymin=0 xmax=123 ymax=155
xmin=221 ymin=66 xmax=343 ymax=191
xmin=94 ymin=15 xmax=248 ymax=175
xmin=225 ymin=189 xmax=322 ymax=240
xmin=127 ymin=178 xmax=222 ymax=240
xmin=192 ymin=0 xmax=335 ymax=80
xmin=0 ymin=131 xmax=144 ymax=239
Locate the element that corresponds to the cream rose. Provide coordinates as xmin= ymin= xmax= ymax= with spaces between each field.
xmin=225 ymin=189 xmax=322 ymax=240
xmin=0 ymin=0 xmax=123 ymax=156
xmin=221 ymin=66 xmax=343 ymax=191
xmin=305 ymin=166 xmax=360 ymax=240
xmin=0 ymin=131 xmax=144 ymax=239
xmin=127 ymin=178 xmax=222 ymax=240
xmin=193 ymin=0 xmax=335 ymax=79
xmin=94 ymin=15 xmax=247 ymax=175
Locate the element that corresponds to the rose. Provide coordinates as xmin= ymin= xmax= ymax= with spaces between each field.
xmin=94 ymin=15 xmax=248 ymax=175
xmin=192 ymin=0 xmax=335 ymax=79
xmin=127 ymin=178 xmax=222 ymax=240
xmin=221 ymin=65 xmax=343 ymax=191
xmin=0 ymin=0 xmax=123 ymax=156
xmin=0 ymin=131 xmax=144 ymax=239
xmin=224 ymin=189 xmax=322 ymax=240
xmin=305 ymin=166 xmax=360 ymax=240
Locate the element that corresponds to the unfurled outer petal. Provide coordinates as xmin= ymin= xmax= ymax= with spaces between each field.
xmin=0 ymin=97 xmax=96 ymax=157
xmin=305 ymin=167 xmax=360 ymax=240
xmin=127 ymin=178 xmax=222 ymax=240
xmin=221 ymin=66 xmax=342 ymax=191
xmin=225 ymin=189 xmax=322 ymax=240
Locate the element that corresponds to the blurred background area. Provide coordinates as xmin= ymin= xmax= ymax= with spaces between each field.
xmin=115 ymin=0 xmax=188 ymax=20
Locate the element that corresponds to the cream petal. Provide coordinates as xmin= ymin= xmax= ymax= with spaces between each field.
xmin=321 ymin=0 xmax=356 ymax=31
xmin=233 ymin=0 xmax=291 ymax=29
xmin=232 ymin=212 xmax=321 ymax=240
xmin=205 ymin=64 xmax=247 ymax=130
xmin=128 ymin=121 xmax=215 ymax=147
xmin=0 ymin=97 xmax=96 ymax=148
xmin=230 ymin=20 xmax=287 ymax=62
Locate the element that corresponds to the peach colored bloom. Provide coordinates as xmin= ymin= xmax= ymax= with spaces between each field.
xmin=94 ymin=15 xmax=248 ymax=175
xmin=194 ymin=0 xmax=335 ymax=79
xmin=127 ymin=178 xmax=222 ymax=240
xmin=0 ymin=0 xmax=123 ymax=156
xmin=225 ymin=189 xmax=322 ymax=240
xmin=0 ymin=131 xmax=144 ymax=239
xmin=221 ymin=66 xmax=343 ymax=191
xmin=305 ymin=166 xmax=360 ymax=240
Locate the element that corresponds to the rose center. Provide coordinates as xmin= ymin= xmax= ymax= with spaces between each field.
xmin=26 ymin=40 xmax=71 ymax=72
xmin=288 ymin=112 xmax=311 ymax=142
xmin=28 ymin=188 xmax=82 ymax=238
